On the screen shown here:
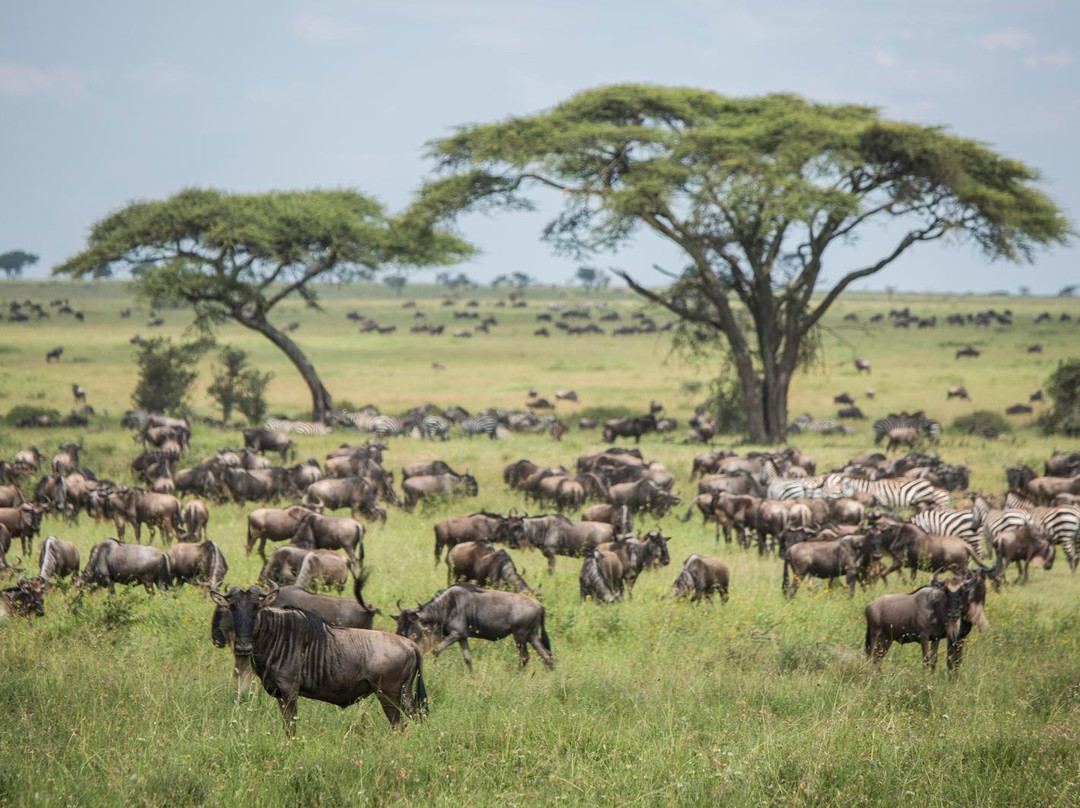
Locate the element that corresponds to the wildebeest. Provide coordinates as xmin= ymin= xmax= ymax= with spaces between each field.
xmin=72 ymin=383 xmax=87 ymax=404
xmin=402 ymin=460 xmax=459 ymax=480
xmin=37 ymin=535 xmax=80 ymax=582
xmin=221 ymin=467 xmax=284 ymax=504
xmin=402 ymin=472 xmax=478 ymax=511
xmin=595 ymin=530 xmax=670 ymax=593
xmin=107 ymin=489 xmax=183 ymax=544
xmin=432 ymin=512 xmax=515 ymax=563
xmin=579 ymin=549 xmax=622 ymax=603
xmin=81 ymin=539 xmax=172 ymax=593
xmin=0 ymin=503 xmax=43 ymax=556
xmin=304 ymin=477 xmax=380 ymax=520
xmin=991 ymin=526 xmax=1053 ymax=585
xmin=834 ymin=392 xmax=855 ymax=406
xmin=394 ymin=584 xmax=553 ymax=672
xmin=837 ymin=406 xmax=866 ymax=420
xmin=1005 ymin=403 xmax=1034 ymax=416
xmin=293 ymin=550 xmax=352 ymax=593
xmin=496 ymin=514 xmax=615 ymax=572
xmin=45 ymin=346 xmax=63 ymax=363
xmin=446 ymin=541 xmax=530 ymax=593
xmin=886 ymin=427 xmax=919 ymax=453
xmin=182 ymin=500 xmax=210 ymax=542
xmin=1024 ymin=474 xmax=1080 ymax=503
xmin=864 ymin=569 xmax=989 ymax=672
xmin=782 ymin=534 xmax=876 ymax=599
xmin=0 ymin=578 xmax=45 ymax=618
xmin=602 ymin=414 xmax=656 ymax=444
xmin=671 ymin=555 xmax=729 ymax=603
xmin=955 ymin=346 xmax=980 ymax=359
xmin=260 ymin=546 xmax=312 ymax=586
xmin=13 ymin=446 xmax=42 ymax=470
xmin=242 ymin=428 xmax=296 ymax=463
xmin=607 ymin=478 xmax=680 ymax=518
xmin=246 ymin=504 xmax=319 ymax=559
xmin=167 ymin=541 xmax=228 ymax=587
xmin=581 ymin=503 xmax=633 ymax=534
xmin=51 ymin=442 xmax=81 ymax=475
xmin=210 ymin=585 xmax=426 ymax=732
xmin=291 ymin=512 xmax=365 ymax=568
xmin=946 ymin=386 xmax=970 ymax=400
xmin=854 ymin=358 xmax=871 ymax=374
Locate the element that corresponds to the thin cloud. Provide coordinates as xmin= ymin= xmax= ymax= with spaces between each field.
xmin=1024 ymin=49 xmax=1073 ymax=69
xmin=131 ymin=64 xmax=191 ymax=95
xmin=980 ymin=27 xmax=1036 ymax=51
xmin=873 ymin=49 xmax=897 ymax=69
xmin=291 ymin=15 xmax=353 ymax=44
xmin=0 ymin=62 xmax=92 ymax=97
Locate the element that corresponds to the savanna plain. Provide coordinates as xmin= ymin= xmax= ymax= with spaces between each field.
xmin=1 ymin=280 xmax=1079 ymax=807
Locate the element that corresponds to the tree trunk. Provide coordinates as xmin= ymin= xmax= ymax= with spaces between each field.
xmin=732 ymin=352 xmax=790 ymax=444
xmin=240 ymin=316 xmax=333 ymax=423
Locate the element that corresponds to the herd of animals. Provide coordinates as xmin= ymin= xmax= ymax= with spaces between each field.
xmin=2 ymin=404 xmax=1079 ymax=735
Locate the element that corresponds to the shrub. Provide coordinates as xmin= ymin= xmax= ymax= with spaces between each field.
xmin=578 ymin=404 xmax=638 ymax=421
xmin=207 ymin=346 xmax=271 ymax=425
xmin=953 ymin=410 xmax=1010 ymax=438
xmin=5 ymin=404 xmax=61 ymax=425
xmin=703 ymin=371 xmax=747 ymax=435
xmin=1039 ymin=358 xmax=1080 ymax=437
xmin=132 ymin=337 xmax=211 ymax=415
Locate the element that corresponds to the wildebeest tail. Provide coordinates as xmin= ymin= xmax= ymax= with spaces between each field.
xmin=680 ymin=505 xmax=694 ymax=523
xmin=160 ymin=555 xmax=173 ymax=589
xmin=412 ymin=647 xmax=428 ymax=714
xmin=782 ymin=554 xmax=791 ymax=595
xmin=353 ymin=567 xmax=371 ymax=607
xmin=540 ymin=608 xmax=551 ymax=653
xmin=864 ymin=620 xmax=871 ymax=657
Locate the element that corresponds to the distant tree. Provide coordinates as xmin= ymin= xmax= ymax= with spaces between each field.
xmin=1039 ymin=359 xmax=1080 ymax=437
xmin=0 ymin=250 xmax=39 ymax=279
xmin=384 ymin=273 xmax=408 ymax=296
xmin=1019 ymin=285 xmax=1031 ymax=296
xmin=54 ymin=188 xmax=471 ymax=421
xmin=575 ymin=266 xmax=606 ymax=292
xmin=132 ymin=336 xmax=211 ymax=415
xmin=412 ymin=84 xmax=1071 ymax=441
xmin=1060 ymin=285 xmax=1077 ymax=298
xmin=207 ymin=346 xmax=272 ymax=424
xmin=436 ymin=270 xmax=475 ymax=289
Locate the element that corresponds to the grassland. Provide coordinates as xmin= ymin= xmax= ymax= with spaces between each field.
xmin=1 ymin=281 xmax=1079 ymax=807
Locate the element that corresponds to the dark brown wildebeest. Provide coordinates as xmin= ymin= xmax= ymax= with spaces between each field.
xmin=402 ymin=472 xmax=478 ymax=511
xmin=182 ymin=500 xmax=210 ymax=543
xmin=0 ymin=484 xmax=23 ymax=508
xmin=864 ymin=569 xmax=990 ymax=672
xmin=432 ymin=512 xmax=516 ymax=563
xmin=834 ymin=392 xmax=855 ymax=405
xmin=781 ymin=534 xmax=876 ymax=599
xmin=45 ymin=346 xmax=63 ymax=363
xmin=671 ymin=555 xmax=729 ymax=603
xmin=496 ymin=514 xmax=615 ymax=572
xmin=447 ymin=541 xmax=531 ymax=593
xmin=285 ymin=460 xmax=322 ymax=493
xmin=955 ymin=345 xmax=980 ymax=359
xmin=107 ymin=489 xmax=183 ymax=544
xmin=831 ymin=498 xmax=865 ymax=526
xmin=0 ymin=578 xmax=45 ymax=618
xmin=37 ymin=535 xmax=80 ymax=582
xmin=402 ymin=460 xmax=459 ymax=481
xmin=211 ymin=573 xmax=379 ymax=699
xmin=291 ymin=512 xmax=365 ymax=568
xmin=602 ymin=414 xmax=656 ymax=444
xmin=1005 ymin=403 xmax=1034 ymax=416
xmin=578 ymin=417 xmax=598 ymax=430
xmin=854 ymin=358 xmax=871 ymax=374
xmin=210 ymin=585 xmax=426 ymax=732
xmin=1025 ymin=475 xmax=1080 ymax=503
xmin=990 ymin=526 xmax=1053 ymax=585
xmin=581 ymin=503 xmax=633 ymax=534
xmin=946 ymin=386 xmax=970 ymax=400
xmin=72 ymin=383 xmax=87 ymax=404
xmin=689 ymin=449 xmax=737 ymax=480
xmin=579 ymin=549 xmax=622 ymax=603
xmin=837 ymin=406 xmax=866 ymax=420
xmin=394 ymin=584 xmax=553 ymax=673
xmin=246 ymin=504 xmax=319 ymax=559
xmin=503 ymin=459 xmax=542 ymax=489
xmin=221 ymin=467 xmax=284 ymax=504
xmin=608 ymin=478 xmax=680 ymax=518
xmin=1045 ymin=451 xmax=1080 ymax=477
xmin=915 ymin=534 xmax=986 ymax=574
xmin=51 ymin=442 xmax=81 ymax=475
xmin=0 ymin=503 xmax=43 ymax=556
xmin=242 ymin=428 xmax=295 ymax=463
xmin=293 ymin=550 xmax=351 ymax=593
xmin=304 ymin=477 xmax=379 ymax=520
xmin=81 ymin=539 xmax=172 ymax=593
xmin=167 ymin=541 xmax=228 ymax=587
xmin=595 ymin=530 xmax=670 ymax=594
xmin=260 ymin=546 xmax=312 ymax=586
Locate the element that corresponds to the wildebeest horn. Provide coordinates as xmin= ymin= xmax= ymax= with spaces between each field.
xmin=931 ymin=568 xmax=944 ymax=586
xmin=396 ymin=599 xmax=404 ymax=611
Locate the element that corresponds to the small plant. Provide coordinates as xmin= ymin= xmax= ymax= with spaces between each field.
xmin=131 ymin=336 xmax=211 ymax=415
xmin=952 ymin=410 xmax=1010 ymax=438
xmin=207 ymin=346 xmax=272 ymax=425
xmin=1039 ymin=358 xmax=1080 ymax=436
xmin=5 ymin=404 xmax=61 ymax=425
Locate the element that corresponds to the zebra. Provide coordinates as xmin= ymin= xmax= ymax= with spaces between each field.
xmin=912 ymin=508 xmax=980 ymax=555
xmin=841 ymin=476 xmax=950 ymax=509
xmin=418 ymin=415 xmax=452 ymax=441
xmin=872 ymin=412 xmax=942 ymax=445
xmin=761 ymin=461 xmax=824 ymax=500
xmin=997 ymin=495 xmax=1080 ymax=570
xmin=263 ymin=418 xmax=332 ymax=436
xmin=972 ymin=496 xmax=1031 ymax=549
xmin=372 ymin=416 xmax=406 ymax=439
xmin=460 ymin=415 xmax=501 ymax=439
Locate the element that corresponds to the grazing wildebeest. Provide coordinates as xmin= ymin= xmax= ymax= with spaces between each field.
xmin=837 ymin=406 xmax=866 ymax=420
xmin=886 ymin=427 xmax=920 ymax=453
xmin=291 ymin=513 xmax=365 ymax=568
xmin=782 ymin=534 xmax=875 ymax=599
xmin=45 ymin=346 xmax=63 ymax=363
xmin=555 ymin=389 xmax=578 ymax=402
xmin=608 ymin=478 xmax=681 ymax=518
xmin=991 ymin=526 xmax=1053 ymax=585
xmin=446 ymin=541 xmax=531 ymax=592
xmin=394 ymin=584 xmax=553 ymax=673
xmin=1005 ymin=403 xmax=1033 ymax=416
xmin=496 ymin=514 xmax=615 ymax=572
xmin=182 ymin=500 xmax=210 ymax=543
xmin=81 ymin=539 xmax=172 ymax=593
xmin=293 ymin=550 xmax=351 ymax=593
xmin=0 ymin=578 xmax=45 ymax=618
xmin=210 ymin=585 xmax=426 ymax=732
xmin=221 ymin=467 xmax=284 ymax=504
xmin=595 ymin=530 xmax=670 ymax=594
xmin=260 ymin=546 xmax=312 ymax=586
xmin=579 ymin=549 xmax=622 ymax=603
xmin=671 ymin=555 xmax=729 ymax=603
xmin=107 ymin=489 xmax=183 ymax=544
xmin=402 ymin=472 xmax=478 ymax=511
xmin=167 ymin=541 xmax=228 ymax=587
xmin=0 ymin=503 xmax=43 ymax=556
xmin=247 ymin=504 xmax=319 ymax=559
xmin=864 ymin=569 xmax=989 ymax=672
xmin=304 ymin=477 xmax=378 ymax=520
xmin=1025 ymin=475 xmax=1080 ymax=503
xmin=946 ymin=386 xmax=970 ymax=400
xmin=955 ymin=346 xmax=980 ymax=359
xmin=402 ymin=460 xmax=459 ymax=480
xmin=854 ymin=358 xmax=871 ymax=374
xmin=602 ymin=414 xmax=656 ymax=444
xmin=37 ymin=535 xmax=80 ymax=582
xmin=432 ymin=512 xmax=516 ymax=564
xmin=13 ymin=446 xmax=42 ymax=470
xmin=243 ymin=428 xmax=296 ymax=463
xmin=581 ymin=503 xmax=633 ymax=534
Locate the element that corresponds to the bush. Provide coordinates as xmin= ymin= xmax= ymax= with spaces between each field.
xmin=952 ymin=410 xmax=1011 ymax=438
xmin=578 ymin=404 xmax=639 ymax=421
xmin=1039 ymin=358 xmax=1080 ymax=437
xmin=132 ymin=337 xmax=211 ymax=415
xmin=703 ymin=371 xmax=747 ymax=434
xmin=207 ymin=346 xmax=272 ymax=425
xmin=5 ymin=405 xmax=61 ymax=425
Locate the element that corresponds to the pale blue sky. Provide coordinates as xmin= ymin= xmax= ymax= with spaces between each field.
xmin=1 ymin=1 xmax=1076 ymax=292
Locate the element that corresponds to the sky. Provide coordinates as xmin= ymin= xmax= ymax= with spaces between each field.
xmin=1 ymin=0 xmax=1077 ymax=293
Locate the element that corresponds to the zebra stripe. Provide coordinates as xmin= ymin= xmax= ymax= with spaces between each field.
xmin=460 ymin=415 xmax=501 ymax=439
xmin=372 ymin=416 xmax=406 ymax=439
xmin=912 ymin=508 xmax=981 ymax=556
xmin=419 ymin=415 xmax=452 ymax=441
xmin=263 ymin=418 xmax=332 ymax=436
xmin=1027 ymin=506 xmax=1080 ymax=566
xmin=841 ymin=477 xmax=949 ymax=509
xmin=873 ymin=413 xmax=942 ymax=445
xmin=761 ymin=461 xmax=824 ymax=500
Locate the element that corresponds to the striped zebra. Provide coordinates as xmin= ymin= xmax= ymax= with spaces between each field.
xmin=1000 ymin=495 xmax=1080 ymax=570
xmin=460 ymin=415 xmax=501 ymax=439
xmin=418 ymin=415 xmax=452 ymax=441
xmin=761 ymin=461 xmax=824 ymax=500
xmin=912 ymin=508 xmax=980 ymax=555
xmin=841 ymin=476 xmax=950 ymax=509
xmin=262 ymin=418 xmax=333 ymax=436
xmin=372 ymin=415 xmax=407 ymax=439
xmin=872 ymin=412 xmax=942 ymax=445
xmin=972 ymin=496 xmax=1031 ymax=548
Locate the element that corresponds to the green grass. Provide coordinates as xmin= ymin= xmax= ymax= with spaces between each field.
xmin=1 ymin=281 xmax=1080 ymax=806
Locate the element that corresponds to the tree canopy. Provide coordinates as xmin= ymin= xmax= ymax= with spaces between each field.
xmin=412 ymin=84 xmax=1072 ymax=440
xmin=55 ymin=188 xmax=472 ymax=421
xmin=0 ymin=250 xmax=39 ymax=279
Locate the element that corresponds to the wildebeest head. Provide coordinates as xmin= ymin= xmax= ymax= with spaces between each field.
xmin=494 ymin=515 xmax=525 ymax=548
xmin=642 ymin=530 xmax=671 ymax=567
xmin=930 ymin=570 xmax=967 ymax=642
xmin=462 ymin=473 xmax=479 ymax=497
xmin=3 ymin=577 xmax=45 ymax=617
xmin=210 ymin=584 xmax=278 ymax=655
xmin=391 ymin=602 xmax=440 ymax=651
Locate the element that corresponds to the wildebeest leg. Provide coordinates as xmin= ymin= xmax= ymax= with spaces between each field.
xmin=456 ymin=638 xmax=474 ymax=673
xmin=946 ymin=638 xmax=965 ymax=673
xmin=277 ymin=692 xmax=299 ymax=736
xmin=529 ymin=635 xmax=555 ymax=669
xmin=545 ymin=549 xmax=556 ymax=574
xmin=233 ymin=654 xmax=254 ymax=702
xmin=376 ymin=691 xmax=403 ymax=727
xmin=923 ymin=638 xmax=939 ymax=672
xmin=516 ymin=639 xmax=530 ymax=668
xmin=258 ymin=536 xmax=270 ymax=563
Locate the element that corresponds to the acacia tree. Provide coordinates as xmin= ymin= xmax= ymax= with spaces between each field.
xmin=412 ymin=85 xmax=1070 ymax=441
xmin=0 ymin=250 xmax=39 ymax=279
xmin=55 ymin=188 xmax=471 ymax=421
